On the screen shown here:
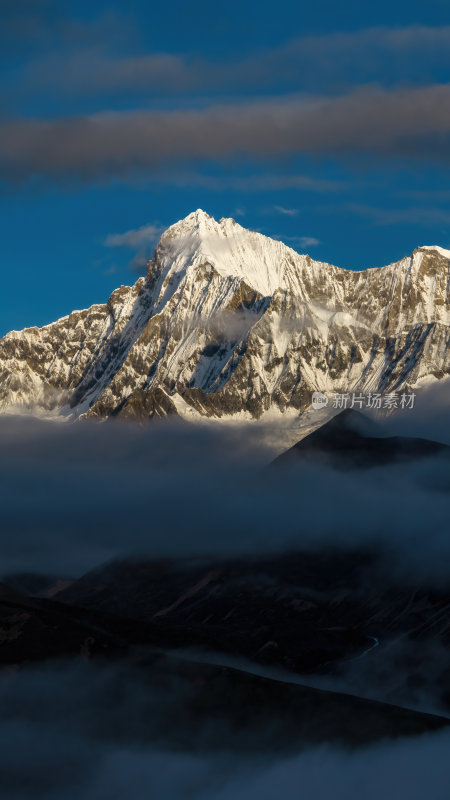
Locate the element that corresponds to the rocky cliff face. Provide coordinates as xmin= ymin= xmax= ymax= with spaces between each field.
xmin=1 ymin=209 xmax=449 ymax=421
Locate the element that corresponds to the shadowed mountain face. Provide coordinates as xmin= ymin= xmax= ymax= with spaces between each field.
xmin=273 ymin=409 xmax=450 ymax=469
xmin=1 ymin=211 xmax=449 ymax=421
xmin=3 ymin=547 xmax=450 ymax=752
xmin=1 ymin=627 xmax=447 ymax=756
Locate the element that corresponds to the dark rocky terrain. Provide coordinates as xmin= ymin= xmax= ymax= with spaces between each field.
xmin=272 ymin=408 xmax=450 ymax=469
xmin=3 ymin=545 xmax=450 ymax=751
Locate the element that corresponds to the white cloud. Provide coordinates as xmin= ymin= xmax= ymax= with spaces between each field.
xmin=297 ymin=236 xmax=320 ymax=247
xmin=274 ymin=234 xmax=321 ymax=248
xmin=104 ymin=222 xmax=166 ymax=271
xmin=104 ymin=223 xmax=165 ymax=249
xmin=274 ymin=205 xmax=299 ymax=216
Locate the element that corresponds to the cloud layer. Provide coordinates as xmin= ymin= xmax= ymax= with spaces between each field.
xmin=1 ymin=380 xmax=450 ymax=581
xmin=2 ymin=85 xmax=450 ymax=185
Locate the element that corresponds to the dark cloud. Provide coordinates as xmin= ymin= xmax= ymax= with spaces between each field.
xmin=2 ymin=85 xmax=450 ymax=185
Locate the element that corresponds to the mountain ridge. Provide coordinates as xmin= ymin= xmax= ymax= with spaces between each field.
xmin=1 ymin=209 xmax=449 ymax=423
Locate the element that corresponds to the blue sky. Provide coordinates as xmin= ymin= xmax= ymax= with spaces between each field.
xmin=1 ymin=0 xmax=450 ymax=334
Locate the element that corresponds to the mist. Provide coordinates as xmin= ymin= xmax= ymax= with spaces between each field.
xmin=0 ymin=383 xmax=449 ymax=583
xmin=1 ymin=656 xmax=450 ymax=800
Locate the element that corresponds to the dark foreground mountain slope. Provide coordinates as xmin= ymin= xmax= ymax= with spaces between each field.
xmin=1 ymin=565 xmax=450 ymax=753
xmin=272 ymin=409 xmax=450 ymax=469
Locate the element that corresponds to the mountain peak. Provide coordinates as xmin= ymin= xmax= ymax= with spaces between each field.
xmin=155 ymin=210 xmax=295 ymax=296
xmin=163 ymin=208 xmax=239 ymax=236
xmin=178 ymin=208 xmax=213 ymax=226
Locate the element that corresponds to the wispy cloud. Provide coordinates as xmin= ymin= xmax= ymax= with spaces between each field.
xmin=293 ymin=236 xmax=320 ymax=247
xmin=273 ymin=205 xmax=299 ymax=216
xmin=162 ymin=173 xmax=343 ymax=193
xmin=274 ymin=234 xmax=320 ymax=249
xmin=104 ymin=223 xmax=165 ymax=249
xmin=104 ymin=222 xmax=166 ymax=271
xmin=11 ymin=24 xmax=450 ymax=99
xmin=343 ymin=204 xmax=450 ymax=227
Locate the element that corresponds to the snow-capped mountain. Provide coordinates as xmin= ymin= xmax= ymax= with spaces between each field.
xmin=1 ymin=209 xmax=449 ymax=422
